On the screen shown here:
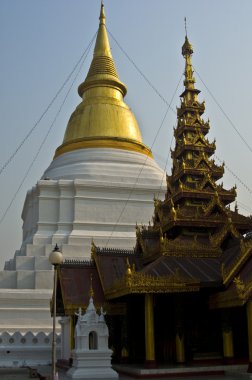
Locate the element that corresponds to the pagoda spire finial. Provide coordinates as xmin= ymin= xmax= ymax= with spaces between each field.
xmin=94 ymin=0 xmax=111 ymax=58
xmin=77 ymin=1 xmax=127 ymax=98
xmin=99 ymin=0 xmax=106 ymax=26
xmin=184 ymin=17 xmax=187 ymax=37
xmin=181 ymin=23 xmax=195 ymax=90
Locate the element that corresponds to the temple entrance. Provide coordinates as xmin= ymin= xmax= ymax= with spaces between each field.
xmin=127 ymin=295 xmax=145 ymax=364
xmin=153 ymin=292 xmax=223 ymax=364
xmin=184 ymin=292 xmax=222 ymax=362
xmin=154 ymin=294 xmax=176 ymax=364
xmin=232 ymin=306 xmax=248 ymax=360
xmin=107 ymin=296 xmax=146 ymax=364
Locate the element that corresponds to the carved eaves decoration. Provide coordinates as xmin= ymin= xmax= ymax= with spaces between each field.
xmin=222 ymin=238 xmax=252 ymax=285
xmin=135 ymin=224 xmax=160 ymax=258
xmin=154 ymin=205 xmax=235 ymax=231
xmin=171 ymin=160 xmax=224 ymax=183
xmin=104 ymin=265 xmax=200 ymax=300
xmin=175 ymin=117 xmax=210 ymax=138
xmin=210 ymin=268 xmax=252 ymax=309
xmin=177 ymin=99 xmax=205 ymax=118
xmin=160 ymin=235 xmax=221 ymax=257
xmin=233 ymin=275 xmax=252 ymax=303
xmin=203 ymin=192 xmax=229 ymax=217
xmin=210 ymin=220 xmax=241 ymax=248
xmin=165 ymin=182 xmax=236 ymax=201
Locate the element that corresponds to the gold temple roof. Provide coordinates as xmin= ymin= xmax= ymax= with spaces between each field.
xmin=55 ymin=3 xmax=152 ymax=158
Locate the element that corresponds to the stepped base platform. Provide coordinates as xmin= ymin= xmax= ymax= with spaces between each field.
xmin=1 ymin=365 xmax=252 ymax=380
xmin=53 ymin=361 xmax=252 ymax=379
xmin=113 ymin=363 xmax=249 ymax=378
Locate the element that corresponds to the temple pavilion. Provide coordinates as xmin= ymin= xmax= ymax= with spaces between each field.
xmin=55 ymin=5 xmax=252 ymax=373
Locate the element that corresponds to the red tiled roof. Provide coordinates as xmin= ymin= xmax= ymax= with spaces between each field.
xmin=58 ymin=263 xmax=105 ymax=313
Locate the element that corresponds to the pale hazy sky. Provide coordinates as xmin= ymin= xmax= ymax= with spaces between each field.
xmin=0 ymin=0 xmax=252 ymax=268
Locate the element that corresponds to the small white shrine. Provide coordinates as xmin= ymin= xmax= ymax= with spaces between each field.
xmin=67 ymin=289 xmax=118 ymax=379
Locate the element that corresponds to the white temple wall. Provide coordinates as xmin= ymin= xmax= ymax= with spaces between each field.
xmin=15 ymin=257 xmax=34 ymax=270
xmin=22 ymin=189 xmax=33 ymax=244
xmin=25 ymin=244 xmax=46 ymax=257
xmin=53 ymin=180 xmax=74 ymax=244
xmin=16 ymin=271 xmax=35 ymax=289
xmin=0 ymin=331 xmax=60 ymax=367
xmin=0 ymin=271 xmax=17 ymax=288
xmin=33 ymin=181 xmax=59 ymax=244
xmin=22 ymin=187 xmax=39 ymax=245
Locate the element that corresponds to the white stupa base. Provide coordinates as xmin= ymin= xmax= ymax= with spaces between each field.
xmin=67 ymin=350 xmax=118 ymax=379
xmin=0 ymin=289 xmax=56 ymax=333
xmin=3 ymin=149 xmax=166 ymax=279
xmin=0 ymin=148 xmax=166 ymax=365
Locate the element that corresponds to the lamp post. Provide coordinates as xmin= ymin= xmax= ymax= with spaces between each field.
xmin=49 ymin=244 xmax=63 ymax=380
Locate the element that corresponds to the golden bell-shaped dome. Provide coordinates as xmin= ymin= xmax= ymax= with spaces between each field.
xmin=54 ymin=3 xmax=152 ymax=158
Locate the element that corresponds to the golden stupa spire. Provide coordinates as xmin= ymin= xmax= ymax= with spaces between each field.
xmin=100 ymin=0 xmax=105 ymax=24
xmin=54 ymin=2 xmax=152 ymax=159
xmin=78 ymin=1 xmax=126 ymax=97
xmin=95 ymin=1 xmax=109 ymax=54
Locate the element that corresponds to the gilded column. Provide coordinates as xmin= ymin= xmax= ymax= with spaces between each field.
xmin=145 ymin=294 xmax=156 ymax=367
xmin=175 ymin=295 xmax=185 ymax=363
xmin=222 ymin=331 xmax=234 ymax=360
xmin=121 ymin=314 xmax=129 ymax=363
xmin=176 ymin=334 xmax=185 ymax=363
xmin=247 ymin=301 xmax=252 ymax=372
xmin=222 ymin=330 xmax=234 ymax=359
xmin=221 ymin=310 xmax=234 ymax=362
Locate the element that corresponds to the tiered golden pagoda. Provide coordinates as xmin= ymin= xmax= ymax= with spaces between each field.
xmin=55 ymin=28 xmax=252 ymax=370
xmin=136 ymin=35 xmax=252 ymax=262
